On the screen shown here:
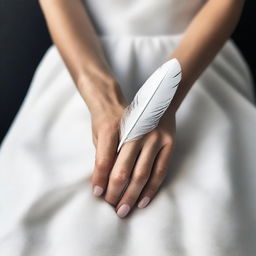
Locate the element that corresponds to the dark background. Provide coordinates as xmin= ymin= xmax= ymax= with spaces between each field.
xmin=0 ymin=0 xmax=255 ymax=145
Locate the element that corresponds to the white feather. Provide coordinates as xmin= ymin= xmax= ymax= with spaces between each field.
xmin=117 ymin=58 xmax=182 ymax=152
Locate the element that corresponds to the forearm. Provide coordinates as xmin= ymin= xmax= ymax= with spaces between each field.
xmin=38 ymin=0 xmax=124 ymax=114
xmin=166 ymin=0 xmax=245 ymax=114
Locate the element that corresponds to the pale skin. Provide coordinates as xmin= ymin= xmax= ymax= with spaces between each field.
xmin=39 ymin=0 xmax=245 ymax=218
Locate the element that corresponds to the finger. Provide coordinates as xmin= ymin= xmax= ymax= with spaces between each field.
xmin=91 ymin=130 xmax=118 ymax=197
xmin=104 ymin=140 xmax=142 ymax=206
xmin=137 ymin=144 xmax=173 ymax=209
xmin=115 ymin=138 xmax=161 ymax=218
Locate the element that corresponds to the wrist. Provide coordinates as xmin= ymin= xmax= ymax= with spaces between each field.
xmin=76 ymin=61 xmax=115 ymax=91
xmin=77 ymin=70 xmax=127 ymax=116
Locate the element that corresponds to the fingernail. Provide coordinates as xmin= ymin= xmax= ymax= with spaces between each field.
xmin=138 ymin=196 xmax=150 ymax=208
xmin=93 ymin=185 xmax=103 ymax=197
xmin=117 ymin=204 xmax=130 ymax=218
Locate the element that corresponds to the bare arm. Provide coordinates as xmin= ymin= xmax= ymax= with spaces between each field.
xmin=38 ymin=0 xmax=126 ymax=116
xmin=165 ymin=0 xmax=245 ymax=115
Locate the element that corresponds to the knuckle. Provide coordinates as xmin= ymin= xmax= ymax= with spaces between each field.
xmin=163 ymin=134 xmax=175 ymax=146
xmin=155 ymin=167 xmax=167 ymax=179
xmin=95 ymin=158 xmax=112 ymax=171
xmin=112 ymin=171 xmax=130 ymax=185
xmin=149 ymin=130 xmax=161 ymax=142
xmin=132 ymin=171 xmax=148 ymax=184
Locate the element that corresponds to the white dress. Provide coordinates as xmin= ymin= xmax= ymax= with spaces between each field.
xmin=1 ymin=0 xmax=256 ymax=255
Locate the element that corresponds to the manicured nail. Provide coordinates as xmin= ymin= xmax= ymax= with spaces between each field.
xmin=93 ymin=185 xmax=103 ymax=197
xmin=117 ymin=204 xmax=130 ymax=218
xmin=138 ymin=196 xmax=150 ymax=208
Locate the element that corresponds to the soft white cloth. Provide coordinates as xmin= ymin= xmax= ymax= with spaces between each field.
xmin=1 ymin=0 xmax=256 ymax=255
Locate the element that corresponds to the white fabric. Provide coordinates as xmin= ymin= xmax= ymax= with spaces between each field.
xmin=1 ymin=0 xmax=256 ymax=255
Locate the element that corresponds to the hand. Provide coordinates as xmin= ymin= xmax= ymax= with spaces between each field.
xmin=81 ymin=73 xmax=176 ymax=218
xmin=81 ymin=76 xmax=128 ymax=198
xmin=104 ymin=107 xmax=177 ymax=218
xmin=90 ymin=101 xmax=127 ymax=197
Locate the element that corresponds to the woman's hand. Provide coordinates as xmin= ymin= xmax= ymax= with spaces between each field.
xmin=104 ymin=107 xmax=176 ymax=218
xmin=82 ymin=73 xmax=176 ymax=218
xmin=90 ymin=100 xmax=127 ymax=197
xmin=80 ymin=75 xmax=128 ymax=198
